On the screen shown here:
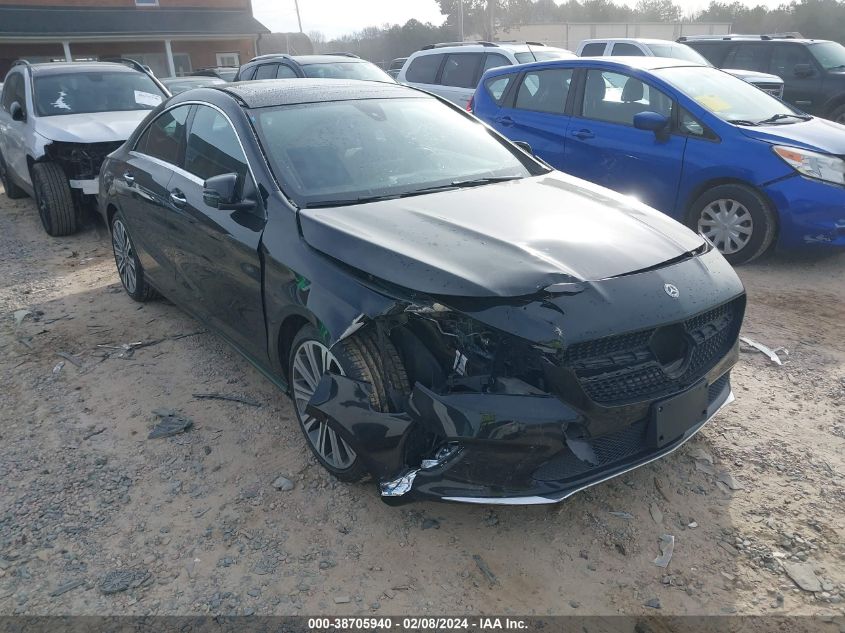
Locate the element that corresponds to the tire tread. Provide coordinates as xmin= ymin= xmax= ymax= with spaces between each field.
xmin=32 ymin=162 xmax=76 ymax=236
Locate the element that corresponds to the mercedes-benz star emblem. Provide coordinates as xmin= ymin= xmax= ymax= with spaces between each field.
xmin=664 ymin=283 xmax=680 ymax=298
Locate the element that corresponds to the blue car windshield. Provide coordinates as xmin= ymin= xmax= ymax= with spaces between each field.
xmin=654 ymin=66 xmax=802 ymax=124
xmin=253 ymin=97 xmax=539 ymax=207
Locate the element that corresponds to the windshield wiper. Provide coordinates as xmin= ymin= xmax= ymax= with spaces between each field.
xmin=303 ymin=176 xmax=524 ymax=209
xmin=757 ymin=113 xmax=812 ymax=125
xmin=726 ymin=119 xmax=759 ymax=126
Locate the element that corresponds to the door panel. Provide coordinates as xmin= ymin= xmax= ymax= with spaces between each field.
xmin=565 ymin=69 xmax=687 ymax=213
xmin=491 ymin=68 xmax=574 ymax=168
xmin=768 ymin=44 xmax=824 ymax=113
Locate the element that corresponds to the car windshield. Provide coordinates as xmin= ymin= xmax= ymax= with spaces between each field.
xmin=34 ymin=71 xmax=166 ymax=116
xmin=301 ymin=62 xmax=394 ymax=82
xmin=252 ymin=97 xmax=540 ymax=207
xmin=655 ymin=65 xmax=804 ymax=125
xmin=515 ymin=50 xmax=571 ymax=63
xmin=649 ymin=43 xmax=710 ymax=65
xmin=808 ymin=41 xmax=845 ymax=70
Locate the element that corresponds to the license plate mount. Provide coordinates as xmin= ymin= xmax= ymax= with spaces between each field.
xmin=649 ymin=380 xmax=709 ymax=449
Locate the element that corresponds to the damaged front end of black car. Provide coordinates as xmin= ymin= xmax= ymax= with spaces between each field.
xmin=297 ymin=223 xmax=744 ymax=506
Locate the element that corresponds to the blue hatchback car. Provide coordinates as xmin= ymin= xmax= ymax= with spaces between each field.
xmin=472 ymin=57 xmax=845 ymax=264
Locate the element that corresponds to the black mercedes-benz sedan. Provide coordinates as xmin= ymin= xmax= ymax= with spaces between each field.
xmin=98 ymin=79 xmax=745 ymax=505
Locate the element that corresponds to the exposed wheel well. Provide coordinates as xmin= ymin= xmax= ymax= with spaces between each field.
xmin=277 ymin=314 xmax=311 ymax=381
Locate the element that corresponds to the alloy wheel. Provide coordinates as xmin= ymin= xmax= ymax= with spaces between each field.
xmin=291 ymin=340 xmax=357 ymax=470
xmin=698 ymin=198 xmax=754 ymax=255
xmin=112 ymin=219 xmax=138 ymax=294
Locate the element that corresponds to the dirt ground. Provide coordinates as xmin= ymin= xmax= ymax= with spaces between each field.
xmin=0 ymin=187 xmax=843 ymax=619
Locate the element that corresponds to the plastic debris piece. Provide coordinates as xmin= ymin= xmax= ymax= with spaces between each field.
xmin=52 ymin=361 xmax=65 ymax=375
xmin=56 ymin=351 xmax=83 ymax=367
xmin=473 ymin=554 xmax=498 ymax=587
xmin=739 ymin=336 xmax=786 ymax=366
xmin=99 ymin=569 xmax=149 ymax=595
xmin=782 ymin=561 xmax=822 ymax=592
xmin=379 ymin=469 xmax=417 ymax=497
xmin=649 ymin=503 xmax=663 ymax=524
xmin=717 ymin=471 xmax=744 ymax=490
xmin=13 ymin=309 xmax=32 ymax=327
xmin=653 ymin=534 xmax=675 ymax=568
xmin=50 ymin=578 xmax=85 ymax=597
xmin=148 ymin=409 xmax=194 ymax=439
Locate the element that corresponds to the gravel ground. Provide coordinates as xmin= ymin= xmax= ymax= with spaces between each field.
xmin=0 ymin=188 xmax=843 ymax=619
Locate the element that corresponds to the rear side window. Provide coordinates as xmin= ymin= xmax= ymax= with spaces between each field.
xmin=184 ymin=105 xmax=249 ymax=183
xmin=276 ymin=65 xmax=297 ymax=79
xmin=405 ymin=54 xmax=443 ymax=83
xmin=726 ymin=44 xmax=770 ymax=72
xmin=254 ymin=64 xmax=278 ymax=80
xmin=441 ymin=53 xmax=483 ymax=88
xmin=484 ymin=75 xmax=513 ymax=104
xmin=684 ymin=42 xmax=730 ymax=66
xmin=611 ymin=43 xmax=645 ymax=56
xmin=514 ymin=68 xmax=573 ymax=114
xmin=2 ymin=72 xmax=25 ymax=112
xmin=580 ymin=42 xmax=607 ymax=57
xmin=136 ymin=105 xmax=190 ymax=166
xmin=482 ymin=53 xmax=511 ymax=73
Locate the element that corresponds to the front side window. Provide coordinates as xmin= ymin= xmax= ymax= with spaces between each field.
xmin=808 ymin=41 xmax=845 ymax=70
xmin=33 ymin=71 xmax=165 ymax=117
xmin=611 ymin=43 xmax=645 ymax=56
xmin=2 ymin=72 xmax=25 ymax=112
xmin=135 ymin=105 xmax=190 ymax=165
xmin=726 ymin=44 xmax=770 ymax=73
xmin=655 ymin=65 xmax=803 ymax=124
xmin=184 ymin=105 xmax=249 ymax=182
xmin=514 ymin=68 xmax=573 ymax=115
xmin=252 ymin=97 xmax=542 ymax=207
xmin=770 ymin=44 xmax=813 ymax=77
xmin=301 ymin=62 xmax=393 ymax=82
xmin=439 ymin=53 xmax=483 ymax=88
xmin=276 ymin=65 xmax=297 ymax=79
xmin=582 ymin=70 xmax=672 ymax=125
xmin=253 ymin=64 xmax=278 ymax=80
xmin=579 ymin=43 xmax=607 ymax=57
xmin=405 ymin=54 xmax=443 ymax=83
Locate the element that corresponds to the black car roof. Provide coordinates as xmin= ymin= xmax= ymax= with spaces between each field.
xmin=219 ymin=78 xmax=425 ymax=108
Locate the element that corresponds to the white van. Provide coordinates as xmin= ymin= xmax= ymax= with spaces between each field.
xmin=576 ymin=38 xmax=785 ymax=98
xmin=397 ymin=41 xmax=574 ymax=108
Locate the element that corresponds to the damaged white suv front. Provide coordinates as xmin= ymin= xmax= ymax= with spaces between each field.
xmin=0 ymin=60 xmax=168 ymax=236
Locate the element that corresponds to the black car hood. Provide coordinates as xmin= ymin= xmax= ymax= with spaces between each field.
xmin=299 ymin=173 xmax=705 ymax=297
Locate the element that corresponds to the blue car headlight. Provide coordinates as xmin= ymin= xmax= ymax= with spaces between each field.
xmin=773 ymin=145 xmax=845 ymax=185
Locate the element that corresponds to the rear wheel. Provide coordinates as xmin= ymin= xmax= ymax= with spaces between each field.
xmin=288 ymin=324 xmax=409 ymax=482
xmin=31 ymin=162 xmax=77 ymax=236
xmin=687 ymin=184 xmax=776 ymax=265
xmin=0 ymin=152 xmax=27 ymax=199
xmin=111 ymin=212 xmax=158 ymax=302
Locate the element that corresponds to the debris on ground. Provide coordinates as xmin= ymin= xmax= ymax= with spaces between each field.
xmin=193 ymin=392 xmax=261 ymax=407
xmin=644 ymin=597 xmax=662 ymax=609
xmin=148 ymin=409 xmax=194 ymax=439
xmin=13 ymin=309 xmax=32 ymax=326
xmin=717 ymin=471 xmax=745 ymax=490
xmin=333 ymin=595 xmax=351 ymax=604
xmin=52 ymin=361 xmax=64 ymax=375
xmin=608 ymin=511 xmax=634 ymax=520
xmin=99 ymin=569 xmax=150 ymax=595
xmin=740 ymin=336 xmax=787 ymax=366
xmin=83 ymin=427 xmax=106 ymax=441
xmin=272 ymin=476 xmax=294 ymax=491
xmin=56 ymin=351 xmax=83 ymax=367
xmin=653 ymin=534 xmax=675 ymax=568
xmin=688 ymin=447 xmax=714 ymax=464
xmin=473 ymin=554 xmax=498 ymax=587
xmin=649 ymin=503 xmax=663 ymax=524
xmin=782 ymin=561 xmax=823 ymax=592
xmin=695 ymin=459 xmax=716 ymax=475
xmin=421 ymin=518 xmax=440 ymax=530
xmin=49 ymin=578 xmax=86 ymax=597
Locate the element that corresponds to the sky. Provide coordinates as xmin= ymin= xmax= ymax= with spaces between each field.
xmin=251 ymin=0 xmax=786 ymax=39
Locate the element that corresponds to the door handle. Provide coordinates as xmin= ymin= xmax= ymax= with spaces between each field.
xmin=169 ymin=190 xmax=187 ymax=207
xmin=572 ymin=129 xmax=595 ymax=140
xmin=123 ymin=172 xmax=135 ymax=185
xmin=496 ymin=115 xmax=514 ymax=127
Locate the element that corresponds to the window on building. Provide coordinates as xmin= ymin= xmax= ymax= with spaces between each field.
xmin=216 ymin=53 xmax=240 ymax=67
xmin=135 ymin=0 xmax=159 ymax=5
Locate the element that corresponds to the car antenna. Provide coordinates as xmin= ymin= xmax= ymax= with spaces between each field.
xmin=526 ymin=41 xmax=537 ymax=62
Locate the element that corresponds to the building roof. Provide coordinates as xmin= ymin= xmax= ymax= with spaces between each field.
xmin=217 ymin=78 xmax=423 ymax=108
xmin=0 ymin=5 xmax=269 ymax=39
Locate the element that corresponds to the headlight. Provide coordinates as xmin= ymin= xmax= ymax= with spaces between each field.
xmin=773 ymin=145 xmax=845 ymax=185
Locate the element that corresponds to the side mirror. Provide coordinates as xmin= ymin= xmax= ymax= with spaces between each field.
xmin=513 ymin=140 xmax=533 ymax=155
xmin=794 ymin=63 xmax=814 ymax=78
xmin=203 ymin=173 xmax=255 ymax=211
xmin=10 ymin=101 xmax=25 ymax=122
xmin=634 ymin=111 xmax=669 ymax=133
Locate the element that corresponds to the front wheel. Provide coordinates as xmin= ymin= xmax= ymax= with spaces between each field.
xmin=31 ymin=162 xmax=77 ymax=236
xmin=687 ymin=184 xmax=776 ymax=265
xmin=111 ymin=213 xmax=158 ymax=302
xmin=288 ymin=324 xmax=409 ymax=482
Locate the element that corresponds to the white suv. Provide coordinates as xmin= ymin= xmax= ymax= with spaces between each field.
xmin=576 ymin=38 xmax=785 ymax=98
xmin=398 ymin=41 xmax=574 ymax=108
xmin=0 ymin=60 xmax=168 ymax=236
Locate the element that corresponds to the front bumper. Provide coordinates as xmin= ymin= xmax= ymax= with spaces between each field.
xmin=68 ymin=178 xmax=99 ymax=196
xmin=764 ymin=174 xmax=845 ymax=249
xmin=306 ymin=353 xmax=736 ymax=505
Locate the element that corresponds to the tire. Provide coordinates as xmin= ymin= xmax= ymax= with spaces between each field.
xmin=31 ymin=162 xmax=77 ymax=236
xmin=288 ymin=324 xmax=410 ymax=482
xmin=687 ymin=184 xmax=776 ymax=265
xmin=0 ymin=152 xmax=27 ymax=199
xmin=829 ymin=103 xmax=845 ymax=125
xmin=110 ymin=212 xmax=158 ymax=302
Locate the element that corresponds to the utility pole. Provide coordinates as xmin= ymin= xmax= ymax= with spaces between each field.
xmin=294 ymin=0 xmax=303 ymax=33
xmin=459 ymin=0 xmax=464 ymax=42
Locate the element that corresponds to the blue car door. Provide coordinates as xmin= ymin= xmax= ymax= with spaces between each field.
xmin=488 ymin=67 xmax=575 ymax=168
xmin=564 ymin=68 xmax=687 ymax=214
